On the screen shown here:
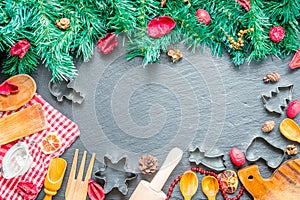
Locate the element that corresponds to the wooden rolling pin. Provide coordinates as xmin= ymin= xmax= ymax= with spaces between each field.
xmin=0 ymin=104 xmax=47 ymax=145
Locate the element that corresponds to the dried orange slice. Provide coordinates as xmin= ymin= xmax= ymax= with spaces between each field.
xmin=40 ymin=132 xmax=61 ymax=154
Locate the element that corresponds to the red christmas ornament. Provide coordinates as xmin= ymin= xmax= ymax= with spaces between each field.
xmin=9 ymin=39 xmax=30 ymax=58
xmin=269 ymin=26 xmax=285 ymax=42
xmin=230 ymin=148 xmax=246 ymax=167
xmin=88 ymin=179 xmax=105 ymax=200
xmin=0 ymin=80 xmax=19 ymax=96
xmin=237 ymin=0 xmax=251 ymax=11
xmin=147 ymin=16 xmax=176 ymax=38
xmin=289 ymin=49 xmax=300 ymax=69
xmin=286 ymin=100 xmax=300 ymax=119
xmin=16 ymin=182 xmax=38 ymax=200
xmin=196 ymin=9 xmax=211 ymax=25
xmin=97 ymin=33 xmax=118 ymax=54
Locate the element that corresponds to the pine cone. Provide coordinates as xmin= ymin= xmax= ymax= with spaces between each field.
xmin=262 ymin=120 xmax=275 ymax=133
xmin=263 ymin=72 xmax=280 ymax=83
xmin=56 ymin=18 xmax=70 ymax=30
xmin=138 ymin=154 xmax=158 ymax=174
xmin=285 ymin=144 xmax=298 ymax=156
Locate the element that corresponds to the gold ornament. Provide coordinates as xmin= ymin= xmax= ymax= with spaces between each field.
xmin=262 ymin=120 xmax=275 ymax=133
xmin=56 ymin=18 xmax=70 ymax=30
xmin=221 ymin=27 xmax=254 ymax=50
xmin=167 ymin=48 xmax=182 ymax=63
xmin=263 ymin=72 xmax=281 ymax=83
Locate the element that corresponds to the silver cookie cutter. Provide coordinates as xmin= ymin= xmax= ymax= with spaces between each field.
xmin=189 ymin=146 xmax=226 ymax=171
xmin=246 ymin=137 xmax=285 ymax=168
xmin=48 ymin=79 xmax=84 ymax=104
xmin=94 ymin=155 xmax=137 ymax=195
xmin=261 ymin=84 xmax=293 ymax=114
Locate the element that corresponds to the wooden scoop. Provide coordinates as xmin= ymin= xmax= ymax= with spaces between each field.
xmin=201 ymin=176 xmax=219 ymax=200
xmin=44 ymin=158 xmax=67 ymax=200
xmin=0 ymin=74 xmax=36 ymax=111
xmin=279 ymin=118 xmax=300 ymax=143
xmin=180 ymin=170 xmax=198 ymax=200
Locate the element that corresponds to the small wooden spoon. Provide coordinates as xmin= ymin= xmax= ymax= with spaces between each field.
xmin=44 ymin=158 xmax=67 ymax=200
xmin=279 ymin=118 xmax=300 ymax=143
xmin=0 ymin=74 xmax=36 ymax=111
xmin=202 ymin=176 xmax=219 ymax=200
xmin=180 ymin=170 xmax=198 ymax=200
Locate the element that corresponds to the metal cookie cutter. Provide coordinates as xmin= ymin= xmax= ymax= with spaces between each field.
xmin=189 ymin=146 xmax=226 ymax=171
xmin=246 ymin=137 xmax=285 ymax=168
xmin=94 ymin=155 xmax=137 ymax=195
xmin=261 ymin=84 xmax=293 ymax=114
xmin=48 ymin=79 xmax=84 ymax=104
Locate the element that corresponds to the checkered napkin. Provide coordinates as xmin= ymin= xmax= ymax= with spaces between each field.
xmin=0 ymin=93 xmax=80 ymax=200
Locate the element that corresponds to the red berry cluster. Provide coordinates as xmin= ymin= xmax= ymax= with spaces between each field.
xmin=165 ymin=167 xmax=245 ymax=200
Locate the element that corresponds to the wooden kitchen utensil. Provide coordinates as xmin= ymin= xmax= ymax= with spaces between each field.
xmin=129 ymin=147 xmax=183 ymax=200
xmin=44 ymin=158 xmax=67 ymax=200
xmin=201 ymin=176 xmax=219 ymax=200
xmin=279 ymin=118 xmax=300 ymax=143
xmin=65 ymin=149 xmax=96 ymax=200
xmin=180 ymin=170 xmax=198 ymax=200
xmin=238 ymin=158 xmax=300 ymax=200
xmin=0 ymin=103 xmax=47 ymax=145
xmin=0 ymin=74 xmax=36 ymax=111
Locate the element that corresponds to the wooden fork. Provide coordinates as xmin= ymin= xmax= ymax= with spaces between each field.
xmin=65 ymin=149 xmax=96 ymax=200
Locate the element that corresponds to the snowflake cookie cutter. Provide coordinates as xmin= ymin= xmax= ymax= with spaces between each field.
xmin=245 ymin=137 xmax=285 ymax=168
xmin=261 ymin=84 xmax=294 ymax=115
xmin=94 ymin=155 xmax=137 ymax=195
xmin=48 ymin=79 xmax=84 ymax=104
xmin=189 ymin=145 xmax=226 ymax=171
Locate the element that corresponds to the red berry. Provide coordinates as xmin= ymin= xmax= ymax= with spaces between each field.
xmin=269 ymin=26 xmax=285 ymax=42
xmin=196 ymin=9 xmax=211 ymax=25
xmin=286 ymin=100 xmax=300 ymax=118
xmin=230 ymin=148 xmax=246 ymax=167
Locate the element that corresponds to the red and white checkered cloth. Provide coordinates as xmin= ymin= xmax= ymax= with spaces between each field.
xmin=0 ymin=93 xmax=80 ymax=200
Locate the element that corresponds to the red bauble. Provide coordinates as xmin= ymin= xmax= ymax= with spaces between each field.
xmin=97 ymin=33 xmax=118 ymax=54
xmin=9 ymin=39 xmax=30 ymax=58
xmin=196 ymin=9 xmax=211 ymax=25
xmin=237 ymin=0 xmax=251 ymax=11
xmin=269 ymin=26 xmax=285 ymax=42
xmin=289 ymin=48 xmax=300 ymax=69
xmin=286 ymin=100 xmax=300 ymax=119
xmin=147 ymin=16 xmax=176 ymax=38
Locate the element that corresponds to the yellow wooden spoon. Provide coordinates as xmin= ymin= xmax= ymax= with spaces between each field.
xmin=279 ymin=118 xmax=300 ymax=143
xmin=180 ymin=170 xmax=198 ymax=200
xmin=202 ymin=176 xmax=219 ymax=200
xmin=44 ymin=158 xmax=67 ymax=200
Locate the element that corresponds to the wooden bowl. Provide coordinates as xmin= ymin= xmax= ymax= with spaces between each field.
xmin=0 ymin=74 xmax=36 ymax=111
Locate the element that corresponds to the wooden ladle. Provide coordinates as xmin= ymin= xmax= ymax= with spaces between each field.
xmin=44 ymin=158 xmax=67 ymax=200
xmin=180 ymin=170 xmax=198 ymax=200
xmin=279 ymin=118 xmax=300 ymax=143
xmin=202 ymin=176 xmax=219 ymax=200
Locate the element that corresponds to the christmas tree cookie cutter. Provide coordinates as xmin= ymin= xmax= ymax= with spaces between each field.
xmin=245 ymin=137 xmax=285 ymax=168
xmin=48 ymin=79 xmax=84 ymax=104
xmin=188 ymin=145 xmax=226 ymax=171
xmin=261 ymin=84 xmax=294 ymax=114
xmin=94 ymin=155 xmax=137 ymax=195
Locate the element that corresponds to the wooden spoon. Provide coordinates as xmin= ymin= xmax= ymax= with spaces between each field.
xmin=202 ymin=176 xmax=219 ymax=200
xmin=44 ymin=158 xmax=67 ymax=200
xmin=180 ymin=170 xmax=198 ymax=200
xmin=279 ymin=118 xmax=300 ymax=143
xmin=0 ymin=74 xmax=36 ymax=111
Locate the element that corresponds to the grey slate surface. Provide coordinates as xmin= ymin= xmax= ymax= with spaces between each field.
xmin=1 ymin=42 xmax=300 ymax=200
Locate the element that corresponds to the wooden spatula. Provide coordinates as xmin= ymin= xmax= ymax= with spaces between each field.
xmin=0 ymin=104 xmax=47 ymax=145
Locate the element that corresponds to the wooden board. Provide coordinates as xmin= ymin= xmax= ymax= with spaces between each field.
xmin=0 ymin=74 xmax=36 ymax=111
xmin=238 ymin=158 xmax=300 ymax=200
xmin=0 ymin=104 xmax=47 ymax=145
